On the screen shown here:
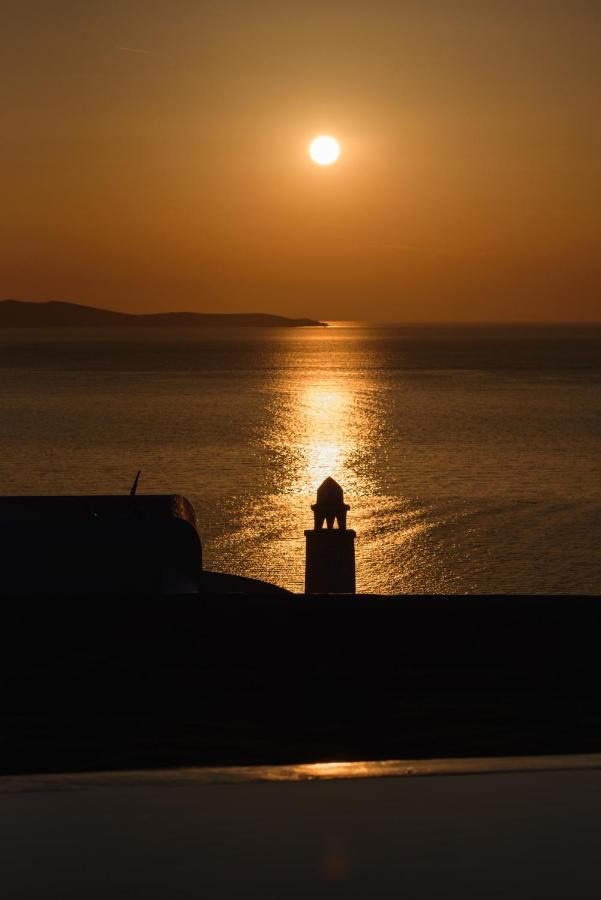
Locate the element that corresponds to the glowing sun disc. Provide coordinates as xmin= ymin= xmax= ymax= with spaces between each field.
xmin=309 ymin=135 xmax=340 ymax=166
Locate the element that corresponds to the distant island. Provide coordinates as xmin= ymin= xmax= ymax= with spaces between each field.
xmin=0 ymin=300 xmax=327 ymax=328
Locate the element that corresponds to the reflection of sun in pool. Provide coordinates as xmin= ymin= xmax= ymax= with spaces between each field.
xmin=309 ymin=135 xmax=340 ymax=166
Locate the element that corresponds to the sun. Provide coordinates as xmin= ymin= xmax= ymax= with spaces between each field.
xmin=309 ymin=135 xmax=340 ymax=166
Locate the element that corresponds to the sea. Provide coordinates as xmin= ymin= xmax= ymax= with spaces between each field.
xmin=0 ymin=323 xmax=600 ymax=594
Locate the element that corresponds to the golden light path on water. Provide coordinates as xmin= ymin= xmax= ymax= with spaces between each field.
xmin=275 ymin=324 xmax=381 ymax=507
xmin=258 ymin=359 xmax=380 ymax=591
xmin=211 ymin=327 xmax=425 ymax=593
xmin=297 ymin=383 xmax=355 ymax=494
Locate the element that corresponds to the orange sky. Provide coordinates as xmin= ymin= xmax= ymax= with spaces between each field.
xmin=2 ymin=1 xmax=601 ymax=321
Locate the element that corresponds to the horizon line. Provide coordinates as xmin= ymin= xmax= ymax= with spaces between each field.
xmin=1 ymin=299 xmax=600 ymax=327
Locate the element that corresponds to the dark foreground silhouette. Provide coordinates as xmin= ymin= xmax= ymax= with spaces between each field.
xmin=1 ymin=593 xmax=601 ymax=775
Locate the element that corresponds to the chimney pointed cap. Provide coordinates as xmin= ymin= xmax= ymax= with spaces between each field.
xmin=316 ymin=477 xmax=344 ymax=505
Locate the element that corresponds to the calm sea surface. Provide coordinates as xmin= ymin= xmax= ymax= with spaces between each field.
xmin=0 ymin=323 xmax=600 ymax=593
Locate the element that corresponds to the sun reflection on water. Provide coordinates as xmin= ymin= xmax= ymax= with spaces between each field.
xmin=297 ymin=384 xmax=355 ymax=494
xmin=213 ymin=367 xmax=381 ymax=590
xmin=211 ymin=330 xmax=438 ymax=593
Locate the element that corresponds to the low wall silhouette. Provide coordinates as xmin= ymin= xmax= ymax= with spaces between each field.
xmin=1 ymin=593 xmax=600 ymax=775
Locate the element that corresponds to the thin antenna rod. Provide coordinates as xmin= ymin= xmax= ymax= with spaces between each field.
xmin=129 ymin=470 xmax=141 ymax=497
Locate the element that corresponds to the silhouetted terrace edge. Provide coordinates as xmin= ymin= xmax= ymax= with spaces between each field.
xmin=2 ymin=592 xmax=601 ymax=775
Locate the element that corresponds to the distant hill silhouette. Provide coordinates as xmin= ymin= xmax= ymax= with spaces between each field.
xmin=0 ymin=300 xmax=327 ymax=328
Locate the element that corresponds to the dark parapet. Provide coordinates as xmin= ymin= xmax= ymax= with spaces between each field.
xmin=2 ymin=592 xmax=601 ymax=775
